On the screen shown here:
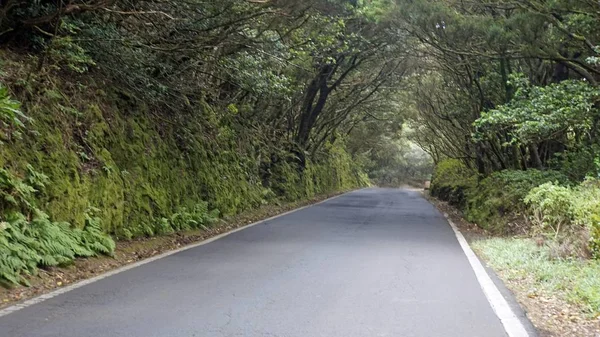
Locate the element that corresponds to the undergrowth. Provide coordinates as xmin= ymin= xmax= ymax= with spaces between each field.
xmin=465 ymin=169 xmax=568 ymax=233
xmin=431 ymin=158 xmax=600 ymax=256
xmin=429 ymin=159 xmax=477 ymax=208
xmin=526 ymin=179 xmax=600 ymax=258
xmin=0 ymin=166 xmax=115 ymax=286
xmin=474 ymin=238 xmax=600 ymax=316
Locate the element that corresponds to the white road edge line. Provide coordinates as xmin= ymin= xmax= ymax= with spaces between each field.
xmin=0 ymin=191 xmax=355 ymax=318
xmin=443 ymin=213 xmax=530 ymax=337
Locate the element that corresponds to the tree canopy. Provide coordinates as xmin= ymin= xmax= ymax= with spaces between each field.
xmin=2 ymin=0 xmax=600 ymax=187
xmin=390 ymin=0 xmax=600 ymax=178
xmin=1 ymin=0 xmax=600 ymax=291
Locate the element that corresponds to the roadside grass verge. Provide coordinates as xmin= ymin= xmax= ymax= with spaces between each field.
xmin=473 ymin=238 xmax=600 ymax=317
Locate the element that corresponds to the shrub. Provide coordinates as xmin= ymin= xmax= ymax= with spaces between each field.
xmin=466 ymin=169 xmax=568 ymax=232
xmin=525 ymin=182 xmax=573 ymax=238
xmin=566 ymin=180 xmax=600 ymax=259
xmin=590 ymin=216 xmax=600 ymax=259
xmin=430 ymin=159 xmax=477 ymax=207
xmin=525 ymin=179 xmax=600 ymax=258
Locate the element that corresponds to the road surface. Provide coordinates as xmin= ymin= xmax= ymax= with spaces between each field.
xmin=1 ymin=188 xmax=520 ymax=337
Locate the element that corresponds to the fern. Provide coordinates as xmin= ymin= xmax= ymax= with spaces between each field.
xmin=0 ymin=90 xmax=116 ymax=285
xmin=0 ymin=85 xmax=30 ymax=134
xmin=146 ymin=202 xmax=221 ymax=237
xmin=0 ymin=168 xmax=36 ymax=212
xmin=0 ymin=169 xmax=115 ymax=285
xmin=0 ymin=160 xmax=222 ymax=285
xmin=25 ymin=165 xmax=49 ymax=193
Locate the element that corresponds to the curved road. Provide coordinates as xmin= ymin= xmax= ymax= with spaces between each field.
xmin=1 ymin=188 xmax=524 ymax=336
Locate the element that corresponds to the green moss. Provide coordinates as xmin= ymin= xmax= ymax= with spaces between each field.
xmin=271 ymin=161 xmax=303 ymax=201
xmin=465 ymin=169 xmax=569 ymax=232
xmin=0 ymin=54 xmax=366 ymax=241
xmin=0 ymin=51 xmax=369 ymax=284
xmin=430 ymin=159 xmax=477 ymax=207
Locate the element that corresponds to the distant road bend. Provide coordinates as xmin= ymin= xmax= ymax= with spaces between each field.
xmin=1 ymin=188 xmax=527 ymax=337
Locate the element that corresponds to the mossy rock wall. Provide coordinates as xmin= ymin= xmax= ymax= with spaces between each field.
xmin=0 ymin=61 xmax=366 ymax=239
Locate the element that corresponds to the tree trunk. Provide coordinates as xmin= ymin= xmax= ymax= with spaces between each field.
xmin=296 ymin=65 xmax=332 ymax=150
xmin=529 ymin=143 xmax=543 ymax=169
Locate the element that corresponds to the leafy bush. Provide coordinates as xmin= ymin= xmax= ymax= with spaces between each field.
xmin=430 ymin=159 xmax=477 ymax=207
xmin=525 ymin=182 xmax=573 ymax=238
xmin=567 ymin=181 xmax=600 ymax=259
xmin=590 ymin=216 xmax=600 ymax=259
xmin=466 ymin=169 xmax=568 ymax=232
xmin=526 ymin=179 xmax=600 ymax=258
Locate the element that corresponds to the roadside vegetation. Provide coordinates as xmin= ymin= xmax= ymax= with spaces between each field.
xmin=474 ymin=239 xmax=600 ymax=316
xmin=0 ymin=1 xmax=599 ymax=334
xmin=411 ymin=0 xmax=600 ymax=329
xmin=0 ymin=0 xmax=417 ymax=286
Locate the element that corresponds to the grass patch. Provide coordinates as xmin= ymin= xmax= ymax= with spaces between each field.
xmin=473 ymin=238 xmax=600 ymax=316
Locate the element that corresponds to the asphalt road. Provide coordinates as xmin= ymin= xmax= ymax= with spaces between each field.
xmin=1 ymin=188 xmax=512 ymax=337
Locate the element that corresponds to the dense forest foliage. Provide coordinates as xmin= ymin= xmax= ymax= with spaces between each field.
xmin=1 ymin=0 xmax=599 ymax=285
xmin=0 ymin=0 xmax=427 ymax=284
xmin=402 ymin=1 xmax=600 ymax=259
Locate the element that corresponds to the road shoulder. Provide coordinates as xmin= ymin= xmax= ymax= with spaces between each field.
xmin=427 ymin=194 xmax=600 ymax=337
xmin=0 ymin=190 xmax=354 ymax=313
